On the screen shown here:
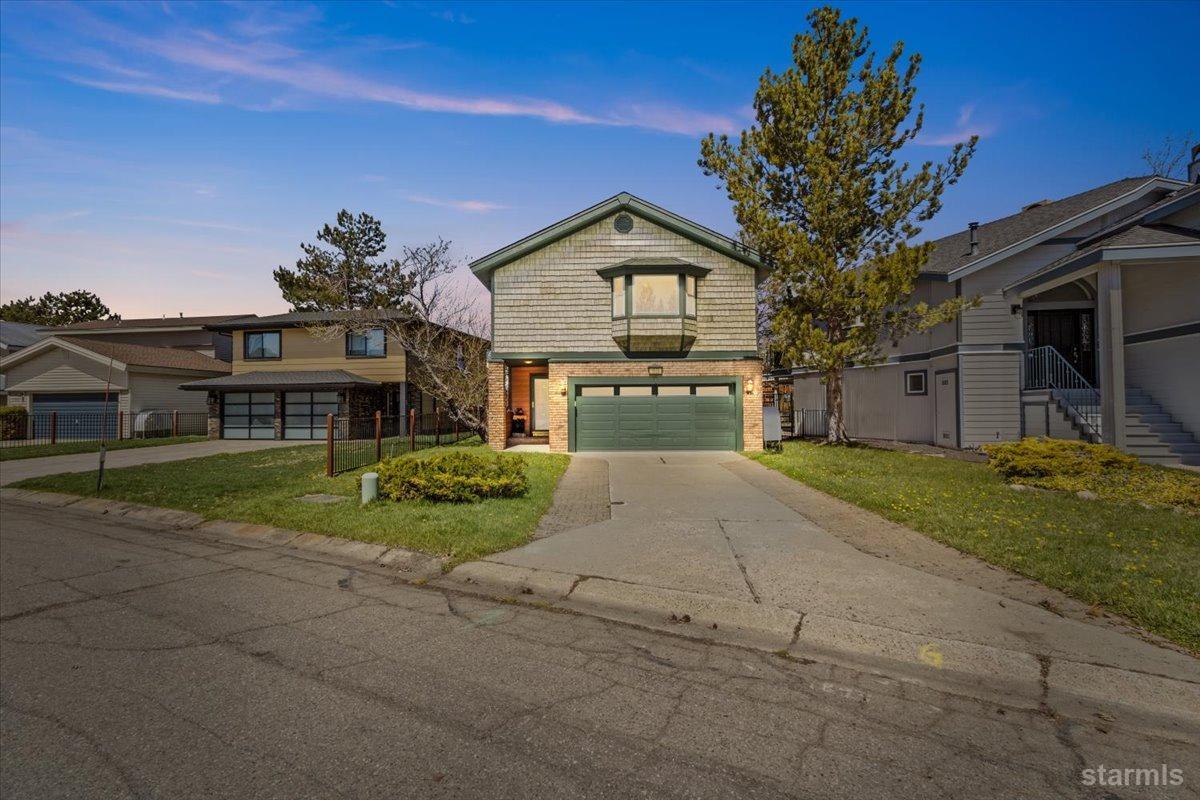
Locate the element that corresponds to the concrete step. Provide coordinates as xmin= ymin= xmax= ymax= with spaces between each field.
xmin=1133 ymin=412 xmax=1174 ymax=424
xmin=1140 ymin=454 xmax=1184 ymax=466
xmin=1126 ymin=403 xmax=1163 ymax=415
xmin=1168 ymin=442 xmax=1200 ymax=454
xmin=1126 ymin=442 xmax=1175 ymax=456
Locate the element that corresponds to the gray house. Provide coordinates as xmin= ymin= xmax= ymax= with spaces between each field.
xmin=789 ymin=158 xmax=1200 ymax=466
xmin=475 ymin=192 xmax=765 ymax=453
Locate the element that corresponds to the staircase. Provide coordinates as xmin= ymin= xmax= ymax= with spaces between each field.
xmin=1124 ymin=387 xmax=1200 ymax=466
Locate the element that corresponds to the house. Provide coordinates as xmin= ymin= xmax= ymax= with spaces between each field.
xmin=0 ymin=337 xmax=231 ymax=428
xmin=38 ymin=313 xmax=249 ymax=360
xmin=788 ymin=151 xmax=1200 ymax=465
xmin=0 ymin=320 xmax=48 ymax=404
xmin=473 ymin=192 xmax=765 ymax=453
xmin=179 ymin=311 xmax=439 ymax=440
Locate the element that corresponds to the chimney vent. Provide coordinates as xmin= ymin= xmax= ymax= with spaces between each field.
xmin=1189 ymin=143 xmax=1200 ymax=184
xmin=968 ymin=222 xmax=979 ymax=256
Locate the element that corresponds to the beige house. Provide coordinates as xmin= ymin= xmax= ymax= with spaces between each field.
xmin=474 ymin=192 xmax=765 ymax=453
xmin=180 ymin=311 xmax=434 ymax=439
xmin=788 ymin=160 xmax=1200 ymax=466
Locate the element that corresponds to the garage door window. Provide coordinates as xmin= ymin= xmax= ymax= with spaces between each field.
xmin=657 ymin=385 xmax=691 ymax=396
xmin=618 ymin=385 xmax=652 ymax=396
xmin=579 ymin=386 xmax=614 ymax=397
xmin=223 ymin=392 xmax=275 ymax=439
xmin=695 ymin=385 xmax=732 ymax=396
xmin=284 ymin=391 xmax=341 ymax=440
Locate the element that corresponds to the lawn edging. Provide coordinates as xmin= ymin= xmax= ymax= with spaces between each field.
xmin=0 ymin=487 xmax=445 ymax=580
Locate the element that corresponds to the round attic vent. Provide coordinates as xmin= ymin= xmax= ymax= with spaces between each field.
xmin=613 ymin=213 xmax=634 ymax=234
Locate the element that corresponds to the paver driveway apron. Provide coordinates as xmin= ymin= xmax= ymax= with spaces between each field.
xmin=483 ymin=452 xmax=1200 ymax=682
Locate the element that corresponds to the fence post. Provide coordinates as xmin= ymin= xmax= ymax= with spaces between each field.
xmin=374 ymin=410 xmax=382 ymax=462
xmin=408 ymin=408 xmax=416 ymax=452
xmin=172 ymin=410 xmax=179 ymax=437
xmin=435 ymin=409 xmax=441 ymax=446
xmin=50 ymin=411 xmax=57 ymax=445
xmin=454 ymin=418 xmax=459 ymax=443
xmin=325 ymin=413 xmax=334 ymax=477
xmin=118 ymin=411 xmax=124 ymax=441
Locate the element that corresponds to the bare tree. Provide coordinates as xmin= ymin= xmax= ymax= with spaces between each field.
xmin=1142 ymin=132 xmax=1195 ymax=179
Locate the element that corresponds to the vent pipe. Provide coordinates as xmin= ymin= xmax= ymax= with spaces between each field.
xmin=968 ymin=222 xmax=979 ymax=256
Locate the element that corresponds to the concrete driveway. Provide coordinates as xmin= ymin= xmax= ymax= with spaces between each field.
xmin=0 ymin=439 xmax=307 ymax=486
xmin=472 ymin=452 xmax=1199 ymax=684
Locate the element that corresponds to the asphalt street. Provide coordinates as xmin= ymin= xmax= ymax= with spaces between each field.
xmin=2 ymin=501 xmax=1196 ymax=799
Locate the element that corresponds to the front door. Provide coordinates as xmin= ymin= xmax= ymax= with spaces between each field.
xmin=531 ymin=376 xmax=550 ymax=432
xmin=934 ymin=371 xmax=958 ymax=448
xmin=1029 ymin=309 xmax=1095 ymax=383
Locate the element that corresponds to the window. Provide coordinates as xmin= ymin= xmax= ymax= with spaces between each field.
xmin=657 ymin=385 xmax=691 ymax=396
xmin=618 ymin=385 xmax=652 ymax=396
xmin=579 ymin=386 xmax=615 ymax=397
xmin=346 ymin=328 xmax=386 ymax=358
xmin=695 ymin=385 xmax=732 ymax=396
xmin=905 ymin=370 xmax=927 ymax=396
xmin=612 ymin=277 xmax=626 ymax=317
xmin=684 ymin=275 xmax=696 ymax=317
xmin=244 ymin=331 xmax=281 ymax=360
xmin=632 ymin=274 xmax=680 ymax=316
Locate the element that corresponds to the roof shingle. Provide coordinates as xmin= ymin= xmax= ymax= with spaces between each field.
xmin=64 ymin=338 xmax=231 ymax=373
xmin=44 ymin=314 xmax=255 ymax=332
xmin=179 ymin=370 xmax=379 ymax=390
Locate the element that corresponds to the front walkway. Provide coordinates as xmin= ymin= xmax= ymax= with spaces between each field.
xmin=0 ymin=439 xmax=305 ymax=486
xmin=449 ymin=452 xmax=1198 ymax=696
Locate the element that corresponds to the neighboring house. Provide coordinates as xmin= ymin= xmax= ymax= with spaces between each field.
xmin=0 ymin=336 xmax=231 ymax=425
xmin=473 ymin=192 xmax=765 ymax=453
xmin=42 ymin=314 xmax=251 ymax=360
xmin=0 ymin=320 xmax=48 ymax=404
xmin=179 ymin=311 xmax=439 ymax=440
xmin=789 ymin=153 xmax=1200 ymax=465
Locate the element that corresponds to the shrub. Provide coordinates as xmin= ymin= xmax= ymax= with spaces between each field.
xmin=376 ymin=451 xmax=528 ymax=503
xmin=983 ymin=437 xmax=1199 ymax=513
xmin=0 ymin=405 xmax=28 ymax=441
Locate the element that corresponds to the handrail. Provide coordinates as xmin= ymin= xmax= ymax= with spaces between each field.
xmin=1024 ymin=346 xmax=1102 ymax=440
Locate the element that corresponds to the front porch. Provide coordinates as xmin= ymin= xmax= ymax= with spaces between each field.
xmin=487 ymin=360 xmax=551 ymax=450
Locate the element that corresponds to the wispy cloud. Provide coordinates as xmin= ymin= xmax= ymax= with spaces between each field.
xmin=65 ymin=75 xmax=221 ymax=104
xmin=916 ymin=104 xmax=997 ymax=146
xmin=406 ymin=194 xmax=508 ymax=213
xmin=126 ymin=216 xmax=259 ymax=234
xmin=31 ymin=4 xmax=733 ymax=136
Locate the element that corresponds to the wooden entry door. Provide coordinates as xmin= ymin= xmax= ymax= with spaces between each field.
xmin=1029 ymin=309 xmax=1095 ymax=383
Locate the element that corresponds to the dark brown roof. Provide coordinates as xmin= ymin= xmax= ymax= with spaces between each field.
xmin=206 ymin=309 xmax=410 ymax=331
xmin=179 ymin=370 xmax=378 ymax=390
xmin=44 ymin=314 xmax=255 ymax=332
xmin=63 ymin=338 xmax=231 ymax=373
xmin=922 ymin=177 xmax=1166 ymax=275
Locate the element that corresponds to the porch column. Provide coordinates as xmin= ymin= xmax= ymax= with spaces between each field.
xmin=486 ymin=361 xmax=508 ymax=451
xmin=1095 ymin=262 xmax=1126 ymax=449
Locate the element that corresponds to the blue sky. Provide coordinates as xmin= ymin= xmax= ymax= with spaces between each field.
xmin=1 ymin=1 xmax=1196 ymax=318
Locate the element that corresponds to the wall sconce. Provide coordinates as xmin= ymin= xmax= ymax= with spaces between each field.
xmin=745 ymin=379 xmax=755 ymax=394
xmin=647 ymin=364 xmax=664 ymax=377
xmin=1010 ymin=304 xmax=1022 ymax=315
xmin=560 ymin=385 xmax=567 ymax=396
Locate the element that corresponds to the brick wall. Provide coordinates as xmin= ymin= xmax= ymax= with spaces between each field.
xmin=544 ymin=359 xmax=763 ymax=453
xmin=486 ymin=361 xmax=508 ymax=450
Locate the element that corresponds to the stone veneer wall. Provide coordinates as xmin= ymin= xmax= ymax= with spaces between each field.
xmin=544 ymin=359 xmax=763 ymax=454
xmin=206 ymin=391 xmax=220 ymax=439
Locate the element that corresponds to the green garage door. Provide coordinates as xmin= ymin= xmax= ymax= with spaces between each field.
xmin=573 ymin=383 xmax=738 ymax=451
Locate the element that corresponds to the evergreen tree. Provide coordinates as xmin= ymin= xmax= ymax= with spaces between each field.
xmin=700 ymin=6 xmax=978 ymax=443
xmin=0 ymin=290 xmax=113 ymax=325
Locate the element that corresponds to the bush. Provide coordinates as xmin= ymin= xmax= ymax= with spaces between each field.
xmin=376 ymin=451 xmax=528 ymax=503
xmin=983 ymin=437 xmax=1199 ymax=513
xmin=0 ymin=405 xmax=28 ymax=441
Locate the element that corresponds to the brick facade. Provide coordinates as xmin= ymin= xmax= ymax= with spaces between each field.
xmin=542 ymin=359 xmax=763 ymax=453
xmin=487 ymin=361 xmax=508 ymax=450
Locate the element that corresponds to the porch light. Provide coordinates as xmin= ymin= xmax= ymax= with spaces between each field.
xmin=647 ymin=364 xmax=664 ymax=377
xmin=523 ymin=359 xmax=533 ymax=364
xmin=745 ymin=379 xmax=755 ymax=395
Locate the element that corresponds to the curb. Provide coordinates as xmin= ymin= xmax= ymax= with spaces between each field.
xmin=0 ymin=488 xmax=444 ymax=580
xmin=438 ymin=559 xmax=1200 ymax=733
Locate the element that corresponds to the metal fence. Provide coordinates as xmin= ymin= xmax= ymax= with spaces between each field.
xmin=1024 ymin=345 xmax=1102 ymax=440
xmin=792 ymin=408 xmax=831 ymax=438
xmin=0 ymin=410 xmax=208 ymax=449
xmin=326 ymin=410 xmax=476 ymax=476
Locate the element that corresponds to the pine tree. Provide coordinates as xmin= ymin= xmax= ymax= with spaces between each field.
xmin=700 ymin=6 xmax=978 ymax=443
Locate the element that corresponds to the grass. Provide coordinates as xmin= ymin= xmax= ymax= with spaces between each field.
xmin=749 ymin=440 xmax=1200 ymax=651
xmin=14 ymin=439 xmax=569 ymax=567
xmin=0 ymin=436 xmax=207 ymax=461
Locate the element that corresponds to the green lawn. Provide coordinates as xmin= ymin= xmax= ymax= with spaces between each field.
xmin=0 ymin=436 xmax=207 ymax=461
xmin=14 ymin=441 xmax=570 ymax=567
xmin=750 ymin=441 xmax=1200 ymax=651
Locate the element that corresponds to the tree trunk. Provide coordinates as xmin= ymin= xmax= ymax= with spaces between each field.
xmin=824 ymin=369 xmax=850 ymax=444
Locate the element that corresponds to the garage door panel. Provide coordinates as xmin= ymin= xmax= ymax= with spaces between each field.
xmin=574 ymin=381 xmax=738 ymax=451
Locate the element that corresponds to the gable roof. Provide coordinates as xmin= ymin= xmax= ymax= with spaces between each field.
xmin=44 ymin=314 xmax=255 ymax=333
xmin=469 ymin=192 xmax=762 ymax=287
xmin=0 ymin=335 xmax=230 ymax=374
xmin=922 ymin=176 xmax=1187 ymax=279
xmin=1006 ymin=182 xmax=1200 ymax=295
